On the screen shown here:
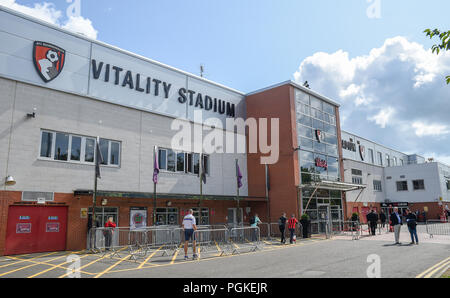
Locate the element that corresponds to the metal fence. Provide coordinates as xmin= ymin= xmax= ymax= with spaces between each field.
xmin=426 ymin=220 xmax=450 ymax=238
xmin=229 ymin=226 xmax=261 ymax=254
xmin=330 ymin=221 xmax=360 ymax=240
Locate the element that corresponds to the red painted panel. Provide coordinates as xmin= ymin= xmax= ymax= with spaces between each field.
xmin=5 ymin=206 xmax=67 ymax=255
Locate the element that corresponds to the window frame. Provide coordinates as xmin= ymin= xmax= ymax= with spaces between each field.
xmin=412 ymin=179 xmax=425 ymax=191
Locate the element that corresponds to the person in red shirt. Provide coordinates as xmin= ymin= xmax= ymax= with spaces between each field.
xmin=104 ymin=217 xmax=116 ymax=251
xmin=288 ymin=214 xmax=298 ymax=244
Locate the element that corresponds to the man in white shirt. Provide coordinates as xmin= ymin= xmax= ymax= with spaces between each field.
xmin=182 ymin=209 xmax=198 ymax=260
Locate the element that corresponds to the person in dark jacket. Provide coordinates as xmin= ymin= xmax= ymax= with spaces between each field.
xmin=406 ymin=209 xmax=419 ymax=245
xmin=390 ymin=207 xmax=403 ymax=245
xmin=379 ymin=210 xmax=387 ymax=228
xmin=366 ymin=210 xmax=378 ymax=236
xmin=278 ymin=213 xmax=287 ymax=244
xmin=87 ymin=214 xmax=101 ymax=250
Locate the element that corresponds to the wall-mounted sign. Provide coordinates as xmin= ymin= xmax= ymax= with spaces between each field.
xmin=315 ymin=129 xmax=324 ymax=143
xmin=342 ymin=139 xmax=356 ymax=152
xmin=33 ymin=41 xmax=65 ymax=83
xmin=359 ymin=145 xmax=366 ymax=161
xmin=48 ymin=216 xmax=58 ymax=220
xmin=16 ymin=223 xmax=32 ymax=234
xmin=381 ymin=202 xmax=409 ymax=207
xmin=80 ymin=208 xmax=88 ymax=219
xmin=46 ymin=223 xmax=60 ymax=233
xmin=19 ymin=216 xmax=30 ymax=220
xmin=130 ymin=208 xmax=147 ymax=230
xmin=315 ymin=157 xmax=328 ymax=170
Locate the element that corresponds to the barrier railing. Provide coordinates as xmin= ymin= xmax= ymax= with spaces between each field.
xmin=194 ymin=228 xmax=230 ymax=256
xmin=330 ymin=221 xmax=360 ymax=240
xmin=229 ymin=226 xmax=261 ymax=254
xmin=426 ymin=220 xmax=450 ymax=238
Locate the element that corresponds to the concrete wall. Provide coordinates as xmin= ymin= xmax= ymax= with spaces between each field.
xmin=343 ymin=159 xmax=385 ymax=203
xmin=0 ymin=77 xmax=248 ymax=196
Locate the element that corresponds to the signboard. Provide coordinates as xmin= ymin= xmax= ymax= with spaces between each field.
xmin=16 ymin=223 xmax=32 ymax=234
xmin=46 ymin=223 xmax=60 ymax=233
xmin=19 ymin=216 xmax=30 ymax=220
xmin=80 ymin=208 xmax=88 ymax=219
xmin=130 ymin=208 xmax=147 ymax=230
xmin=48 ymin=216 xmax=58 ymax=220
xmin=381 ymin=202 xmax=409 ymax=208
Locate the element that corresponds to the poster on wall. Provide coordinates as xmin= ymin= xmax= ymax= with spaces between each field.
xmin=130 ymin=208 xmax=147 ymax=230
xmin=16 ymin=223 xmax=32 ymax=234
xmin=46 ymin=223 xmax=60 ymax=233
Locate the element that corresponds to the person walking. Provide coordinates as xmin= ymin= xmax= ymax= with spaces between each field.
xmin=288 ymin=214 xmax=298 ymax=244
xmin=104 ymin=216 xmax=116 ymax=251
xmin=367 ymin=210 xmax=378 ymax=236
xmin=182 ymin=209 xmax=198 ymax=260
xmin=390 ymin=207 xmax=403 ymax=245
xmin=278 ymin=213 xmax=287 ymax=244
xmin=406 ymin=209 xmax=419 ymax=245
xmin=250 ymin=213 xmax=261 ymax=242
xmin=379 ymin=210 xmax=387 ymax=228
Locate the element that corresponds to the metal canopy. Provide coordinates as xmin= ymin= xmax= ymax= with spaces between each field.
xmin=299 ymin=180 xmax=367 ymax=192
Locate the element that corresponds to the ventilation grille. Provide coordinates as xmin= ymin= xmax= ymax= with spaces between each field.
xmin=22 ymin=191 xmax=54 ymax=202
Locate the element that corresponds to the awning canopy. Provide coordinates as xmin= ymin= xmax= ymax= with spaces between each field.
xmin=299 ymin=180 xmax=367 ymax=192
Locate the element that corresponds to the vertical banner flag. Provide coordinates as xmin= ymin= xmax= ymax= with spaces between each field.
xmin=153 ymin=146 xmax=159 ymax=184
xmin=95 ymin=137 xmax=103 ymax=179
xmin=237 ymin=161 xmax=243 ymax=188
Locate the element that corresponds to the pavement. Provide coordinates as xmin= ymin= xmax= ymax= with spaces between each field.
xmin=0 ymin=229 xmax=448 ymax=278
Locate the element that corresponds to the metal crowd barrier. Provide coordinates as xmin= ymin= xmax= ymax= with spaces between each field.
xmin=229 ymin=226 xmax=261 ymax=254
xmin=194 ymin=228 xmax=230 ymax=256
xmin=426 ymin=220 xmax=450 ymax=238
xmin=330 ymin=221 xmax=360 ymax=240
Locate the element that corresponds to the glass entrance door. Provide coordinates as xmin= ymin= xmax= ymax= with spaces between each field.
xmin=318 ymin=205 xmax=330 ymax=234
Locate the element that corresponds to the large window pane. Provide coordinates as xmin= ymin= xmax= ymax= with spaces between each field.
xmin=203 ymin=155 xmax=209 ymax=175
xmin=323 ymin=102 xmax=335 ymax=115
xmin=295 ymin=89 xmax=310 ymax=104
xmin=54 ymin=133 xmax=69 ymax=161
xmin=299 ymin=150 xmax=314 ymax=162
xmin=158 ymin=149 xmax=167 ymax=170
xmin=299 ymin=137 xmax=313 ymax=150
xmin=310 ymin=97 xmax=322 ymax=110
xmin=177 ymin=152 xmax=185 ymax=172
xmin=85 ymin=138 xmax=95 ymax=163
xmin=298 ymin=114 xmax=312 ymax=127
xmin=298 ymin=125 xmax=313 ymax=139
xmin=167 ymin=150 xmax=176 ymax=172
xmin=314 ymin=141 xmax=326 ymax=154
xmin=311 ymin=108 xmax=323 ymax=121
xmin=193 ymin=153 xmax=200 ymax=174
xmin=40 ymin=131 xmax=53 ymax=158
xmin=186 ymin=153 xmax=193 ymax=173
xmin=99 ymin=139 xmax=109 ymax=165
xmin=313 ymin=119 xmax=324 ymax=130
xmin=110 ymin=142 xmax=120 ymax=166
xmin=70 ymin=136 xmax=81 ymax=161
xmin=297 ymin=103 xmax=310 ymax=115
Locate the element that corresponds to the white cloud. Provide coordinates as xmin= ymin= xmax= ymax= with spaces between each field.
xmin=368 ymin=107 xmax=396 ymax=128
xmin=0 ymin=0 xmax=98 ymax=39
xmin=293 ymin=36 xmax=450 ymax=164
xmin=412 ymin=122 xmax=450 ymax=137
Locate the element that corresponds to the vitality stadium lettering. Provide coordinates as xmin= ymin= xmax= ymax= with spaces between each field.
xmin=91 ymin=59 xmax=236 ymax=117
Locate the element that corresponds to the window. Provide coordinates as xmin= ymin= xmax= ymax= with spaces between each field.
xmin=177 ymin=152 xmax=185 ymax=172
xmin=192 ymin=207 xmax=209 ymax=225
xmin=368 ymin=149 xmax=374 ymax=164
xmin=351 ymin=169 xmax=363 ymax=176
xmin=155 ymin=208 xmax=178 ymax=225
xmin=400 ymin=159 xmax=404 ymax=166
xmin=352 ymin=176 xmax=363 ymax=185
xmin=386 ymin=154 xmax=390 ymax=167
xmin=396 ymin=181 xmax=408 ymax=191
xmin=447 ymin=179 xmax=450 ymax=190
xmin=158 ymin=148 xmax=210 ymax=176
xmin=167 ymin=149 xmax=176 ymax=172
xmin=373 ymin=180 xmax=382 ymax=192
xmin=378 ymin=152 xmax=383 ymax=166
xmin=413 ymin=180 xmax=425 ymax=190
xmin=393 ymin=157 xmax=397 ymax=166
xmin=39 ymin=130 xmax=120 ymax=166
xmin=158 ymin=149 xmax=167 ymax=170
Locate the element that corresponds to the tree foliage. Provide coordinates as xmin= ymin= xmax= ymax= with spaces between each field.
xmin=424 ymin=28 xmax=450 ymax=84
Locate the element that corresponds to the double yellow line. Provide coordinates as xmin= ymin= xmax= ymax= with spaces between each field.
xmin=416 ymin=256 xmax=450 ymax=278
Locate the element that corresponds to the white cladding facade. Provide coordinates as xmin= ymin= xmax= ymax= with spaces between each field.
xmin=0 ymin=7 xmax=248 ymax=196
xmin=342 ymin=131 xmax=450 ymax=204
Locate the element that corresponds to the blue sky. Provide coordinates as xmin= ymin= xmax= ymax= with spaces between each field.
xmin=2 ymin=0 xmax=450 ymax=163
xmin=11 ymin=0 xmax=450 ymax=92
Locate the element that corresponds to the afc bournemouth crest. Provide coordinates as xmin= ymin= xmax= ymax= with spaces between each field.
xmin=315 ymin=129 xmax=325 ymax=143
xmin=359 ymin=145 xmax=366 ymax=161
xmin=33 ymin=41 xmax=66 ymax=83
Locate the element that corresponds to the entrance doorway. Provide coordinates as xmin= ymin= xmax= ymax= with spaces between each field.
xmin=227 ymin=208 xmax=243 ymax=227
xmin=317 ymin=204 xmax=330 ymax=234
xmin=5 ymin=205 xmax=68 ymax=255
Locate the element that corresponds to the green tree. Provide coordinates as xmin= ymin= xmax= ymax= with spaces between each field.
xmin=424 ymin=29 xmax=450 ymax=84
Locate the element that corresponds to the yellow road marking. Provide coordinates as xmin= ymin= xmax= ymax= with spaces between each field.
xmin=94 ymin=253 xmax=131 ymax=278
xmin=58 ymin=247 xmax=128 ymax=278
xmin=231 ymin=240 xmax=240 ymax=249
xmin=424 ymin=260 xmax=450 ymax=278
xmin=170 ymin=245 xmax=183 ymax=264
xmin=0 ymin=252 xmax=74 ymax=277
xmin=416 ymin=256 xmax=450 ymax=278
xmin=27 ymin=254 xmax=90 ymax=278
xmin=0 ymin=251 xmax=59 ymax=269
xmin=138 ymin=246 xmax=163 ymax=269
